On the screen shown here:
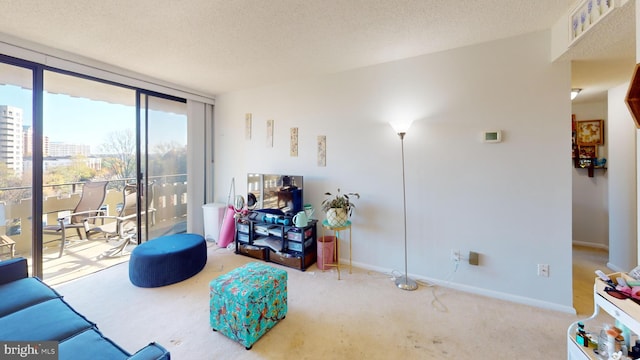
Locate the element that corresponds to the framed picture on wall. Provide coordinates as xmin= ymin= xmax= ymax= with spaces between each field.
xmin=290 ymin=127 xmax=298 ymax=157
xmin=572 ymin=114 xmax=577 ymax=158
xmin=266 ymin=119 xmax=274 ymax=147
xmin=245 ymin=113 xmax=252 ymax=140
xmin=317 ymin=135 xmax=326 ymax=167
xmin=576 ymin=119 xmax=604 ymax=146
xmin=578 ymin=145 xmax=598 ymax=159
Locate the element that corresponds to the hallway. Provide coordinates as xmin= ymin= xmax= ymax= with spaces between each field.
xmin=573 ymin=245 xmax=609 ymax=316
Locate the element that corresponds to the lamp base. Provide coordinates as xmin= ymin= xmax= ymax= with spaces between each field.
xmin=395 ymin=275 xmax=418 ymax=291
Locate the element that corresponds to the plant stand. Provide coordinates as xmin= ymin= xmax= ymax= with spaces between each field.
xmin=320 ymin=219 xmax=351 ymax=280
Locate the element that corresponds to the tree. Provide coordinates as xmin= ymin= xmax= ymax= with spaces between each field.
xmin=99 ymin=129 xmax=136 ymax=180
xmin=42 ymin=156 xmax=98 ymax=197
xmin=149 ymin=142 xmax=187 ymax=181
xmin=0 ymin=163 xmax=30 ymax=203
xmin=67 ymin=155 xmax=97 ymax=182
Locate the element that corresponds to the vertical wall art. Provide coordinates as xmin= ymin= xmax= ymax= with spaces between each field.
xmin=290 ymin=127 xmax=298 ymax=157
xmin=266 ymin=119 xmax=274 ymax=147
xmin=245 ymin=113 xmax=252 ymax=140
xmin=317 ymin=135 xmax=326 ymax=167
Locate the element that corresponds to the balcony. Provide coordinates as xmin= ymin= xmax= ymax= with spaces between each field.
xmin=0 ymin=176 xmax=188 ymax=286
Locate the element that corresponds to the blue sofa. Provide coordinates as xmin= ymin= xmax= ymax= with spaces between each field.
xmin=0 ymin=257 xmax=170 ymax=360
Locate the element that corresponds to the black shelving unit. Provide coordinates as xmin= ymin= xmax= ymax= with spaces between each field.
xmin=235 ymin=213 xmax=317 ymax=271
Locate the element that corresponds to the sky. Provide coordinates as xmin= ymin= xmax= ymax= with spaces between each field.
xmin=0 ymin=83 xmax=187 ymax=153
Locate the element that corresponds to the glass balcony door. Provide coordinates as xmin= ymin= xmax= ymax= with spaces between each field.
xmin=41 ymin=71 xmax=137 ymax=283
xmin=138 ymin=92 xmax=187 ymax=242
xmin=0 ymin=61 xmax=34 ymax=269
xmin=0 ymin=56 xmax=189 ymax=282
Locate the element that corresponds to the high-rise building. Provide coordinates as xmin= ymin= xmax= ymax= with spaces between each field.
xmin=0 ymin=105 xmax=23 ymax=176
xmin=48 ymin=142 xmax=91 ymax=157
xmin=22 ymin=125 xmax=50 ymax=157
xmin=22 ymin=125 xmax=32 ymax=157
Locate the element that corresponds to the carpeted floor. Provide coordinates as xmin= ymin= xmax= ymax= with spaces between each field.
xmin=53 ymin=242 xmax=596 ymax=359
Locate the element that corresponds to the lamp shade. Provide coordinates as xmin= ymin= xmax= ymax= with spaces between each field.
xmin=389 ymin=121 xmax=413 ymax=134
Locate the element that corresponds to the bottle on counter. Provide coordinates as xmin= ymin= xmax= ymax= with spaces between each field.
xmin=576 ymin=322 xmax=589 ymax=347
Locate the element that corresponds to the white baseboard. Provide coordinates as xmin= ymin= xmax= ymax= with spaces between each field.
xmin=572 ymin=240 xmax=608 ymax=250
xmin=606 ymin=262 xmax=626 ymax=273
xmin=347 ymin=259 xmax=577 ymax=315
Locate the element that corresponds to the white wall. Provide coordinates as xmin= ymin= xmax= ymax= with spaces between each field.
xmin=186 ymin=100 xmax=212 ymax=235
xmin=608 ymin=82 xmax=637 ymax=272
xmin=214 ymin=31 xmax=574 ymax=312
xmin=572 ymin=101 xmax=609 ymax=248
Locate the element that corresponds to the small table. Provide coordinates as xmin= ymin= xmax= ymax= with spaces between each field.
xmin=321 ymin=220 xmax=352 ymax=280
xmin=0 ymin=235 xmax=15 ymax=259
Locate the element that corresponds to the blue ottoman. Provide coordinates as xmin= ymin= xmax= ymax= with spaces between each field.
xmin=129 ymin=233 xmax=207 ymax=288
xmin=209 ymin=262 xmax=287 ymax=349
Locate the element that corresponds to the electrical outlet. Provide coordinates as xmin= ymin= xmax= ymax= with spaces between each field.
xmin=451 ymin=249 xmax=460 ymax=262
xmin=538 ymin=264 xmax=549 ymax=277
xmin=468 ymin=251 xmax=479 ymax=266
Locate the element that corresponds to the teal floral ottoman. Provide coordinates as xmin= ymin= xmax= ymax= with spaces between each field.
xmin=209 ymin=262 xmax=287 ymax=349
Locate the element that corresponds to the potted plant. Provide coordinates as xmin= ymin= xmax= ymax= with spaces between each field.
xmin=321 ymin=188 xmax=360 ymax=227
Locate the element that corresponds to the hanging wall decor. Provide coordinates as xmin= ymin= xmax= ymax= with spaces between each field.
xmin=317 ymin=135 xmax=326 ymax=167
xmin=576 ymin=119 xmax=604 ymax=146
xmin=578 ymin=145 xmax=598 ymax=159
xmin=245 ymin=113 xmax=252 ymax=140
xmin=290 ymin=127 xmax=298 ymax=157
xmin=571 ymin=114 xmax=577 ymax=158
xmin=267 ymin=119 xmax=274 ymax=147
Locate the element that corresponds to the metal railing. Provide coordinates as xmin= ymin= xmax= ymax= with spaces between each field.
xmin=0 ymin=174 xmax=188 ymax=257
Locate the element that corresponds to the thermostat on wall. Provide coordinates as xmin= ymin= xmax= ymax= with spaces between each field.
xmin=483 ymin=130 xmax=502 ymax=143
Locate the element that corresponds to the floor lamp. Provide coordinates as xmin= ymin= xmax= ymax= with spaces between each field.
xmin=390 ymin=122 xmax=418 ymax=291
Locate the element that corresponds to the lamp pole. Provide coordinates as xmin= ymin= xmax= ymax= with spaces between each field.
xmin=396 ymin=131 xmax=418 ymax=291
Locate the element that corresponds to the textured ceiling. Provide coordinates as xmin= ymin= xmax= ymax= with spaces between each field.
xmin=0 ymin=0 xmax=634 ymax=101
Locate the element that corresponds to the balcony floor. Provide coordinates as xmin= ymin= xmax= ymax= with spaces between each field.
xmin=42 ymin=237 xmax=135 ymax=286
xmin=3 ymin=218 xmax=187 ymax=286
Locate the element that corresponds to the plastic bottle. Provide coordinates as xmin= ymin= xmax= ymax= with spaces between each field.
xmin=615 ymin=320 xmax=631 ymax=350
xmin=597 ymin=324 xmax=622 ymax=357
xmin=630 ymin=339 xmax=640 ymax=358
xmin=606 ymin=326 xmax=622 ymax=354
xmin=576 ymin=322 xmax=588 ymax=346
xmin=598 ymin=325 xmax=610 ymax=357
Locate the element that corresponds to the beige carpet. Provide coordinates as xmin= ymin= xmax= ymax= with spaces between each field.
xmin=55 ymin=242 xmax=582 ymax=359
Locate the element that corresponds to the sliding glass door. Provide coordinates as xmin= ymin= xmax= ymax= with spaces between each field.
xmin=41 ymin=71 xmax=137 ymax=283
xmin=0 ymin=55 xmax=189 ymax=281
xmin=0 ymin=61 xmax=33 ymax=269
xmin=138 ymin=92 xmax=188 ymax=241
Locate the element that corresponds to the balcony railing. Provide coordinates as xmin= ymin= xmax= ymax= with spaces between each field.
xmin=0 ymin=175 xmax=188 ymax=263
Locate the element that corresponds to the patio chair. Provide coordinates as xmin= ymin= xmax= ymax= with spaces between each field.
xmin=43 ymin=181 xmax=109 ymax=258
xmin=87 ymin=182 xmax=156 ymax=257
